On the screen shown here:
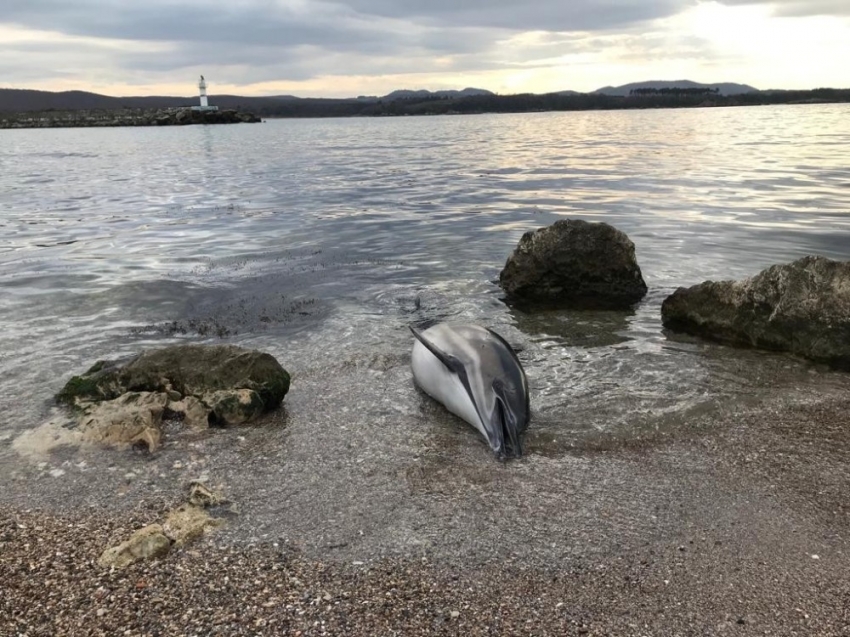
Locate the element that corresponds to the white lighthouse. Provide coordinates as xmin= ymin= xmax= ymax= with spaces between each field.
xmin=199 ymin=75 xmax=209 ymax=108
xmin=192 ymin=75 xmax=218 ymax=111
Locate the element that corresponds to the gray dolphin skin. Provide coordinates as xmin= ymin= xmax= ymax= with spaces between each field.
xmin=410 ymin=323 xmax=530 ymax=459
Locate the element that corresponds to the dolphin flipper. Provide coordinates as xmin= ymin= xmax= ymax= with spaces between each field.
xmin=410 ymin=326 xmax=465 ymax=377
xmin=409 ymin=326 xmax=486 ymax=427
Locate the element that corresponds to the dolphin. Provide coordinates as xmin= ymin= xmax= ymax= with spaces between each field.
xmin=410 ymin=323 xmax=530 ymax=459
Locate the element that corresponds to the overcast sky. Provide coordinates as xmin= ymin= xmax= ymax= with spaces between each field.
xmin=1 ymin=0 xmax=848 ymax=97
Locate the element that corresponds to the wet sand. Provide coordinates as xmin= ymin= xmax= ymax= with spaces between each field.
xmin=3 ymin=369 xmax=850 ymax=635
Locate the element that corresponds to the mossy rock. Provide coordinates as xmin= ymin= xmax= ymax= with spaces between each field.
xmin=57 ymin=345 xmax=290 ymax=412
xmin=56 ymin=355 xmax=138 ymax=406
xmin=56 ymin=374 xmax=107 ymax=406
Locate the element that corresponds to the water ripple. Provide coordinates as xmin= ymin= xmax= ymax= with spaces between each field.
xmin=1 ymin=104 xmax=850 ymax=437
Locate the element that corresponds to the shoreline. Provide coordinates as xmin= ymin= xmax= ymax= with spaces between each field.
xmin=3 ymin=390 xmax=850 ymax=635
xmin=2 ymin=95 xmax=848 ymax=129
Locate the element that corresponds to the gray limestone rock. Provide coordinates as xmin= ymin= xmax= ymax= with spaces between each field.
xmin=499 ymin=219 xmax=647 ymax=310
xmin=56 ymin=344 xmax=290 ymax=451
xmin=661 ymin=256 xmax=850 ymax=369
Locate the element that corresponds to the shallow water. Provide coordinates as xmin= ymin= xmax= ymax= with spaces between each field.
xmin=1 ymin=105 xmax=850 ymax=472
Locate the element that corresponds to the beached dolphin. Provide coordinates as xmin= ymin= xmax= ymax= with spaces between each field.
xmin=410 ymin=323 xmax=530 ymax=459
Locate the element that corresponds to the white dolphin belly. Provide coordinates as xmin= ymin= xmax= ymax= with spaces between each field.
xmin=411 ymin=340 xmax=487 ymax=439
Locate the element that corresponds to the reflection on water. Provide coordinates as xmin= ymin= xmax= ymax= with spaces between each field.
xmin=1 ymin=104 xmax=850 ymax=447
xmin=509 ymin=306 xmax=633 ymax=349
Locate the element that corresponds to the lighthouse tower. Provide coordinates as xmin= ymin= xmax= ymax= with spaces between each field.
xmin=190 ymin=75 xmax=218 ymax=112
xmin=198 ymin=75 xmax=209 ymax=108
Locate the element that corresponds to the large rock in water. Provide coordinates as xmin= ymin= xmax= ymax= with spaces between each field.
xmin=661 ymin=256 xmax=850 ymax=369
xmin=499 ymin=219 xmax=647 ymax=310
xmin=56 ymin=344 xmax=290 ymax=449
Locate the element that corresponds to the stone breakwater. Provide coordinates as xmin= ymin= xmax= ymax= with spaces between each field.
xmin=0 ymin=107 xmax=261 ymax=129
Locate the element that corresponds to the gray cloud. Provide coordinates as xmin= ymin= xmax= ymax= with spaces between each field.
xmin=4 ymin=0 xmax=688 ymax=43
xmin=717 ymin=0 xmax=850 ymax=17
xmin=2 ymin=0 xmax=527 ymax=87
xmin=4 ymin=0 xmax=384 ymax=48
xmin=2 ymin=0 xmax=690 ymax=50
xmin=112 ymin=40 xmax=498 ymax=85
xmin=341 ymin=0 xmax=685 ymax=31
xmin=7 ymin=0 xmax=844 ymax=92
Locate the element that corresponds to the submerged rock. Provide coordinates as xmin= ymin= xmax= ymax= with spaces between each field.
xmin=661 ymin=256 xmax=850 ymax=369
xmin=56 ymin=344 xmax=290 ymax=450
xmin=499 ymin=219 xmax=647 ymax=310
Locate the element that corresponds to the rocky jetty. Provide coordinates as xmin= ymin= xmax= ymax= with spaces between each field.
xmin=57 ymin=344 xmax=290 ymax=450
xmin=661 ymin=256 xmax=850 ymax=369
xmin=499 ymin=219 xmax=647 ymax=310
xmin=0 ymin=107 xmax=260 ymax=129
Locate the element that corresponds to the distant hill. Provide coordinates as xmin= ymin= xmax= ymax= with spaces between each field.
xmin=376 ymin=88 xmax=494 ymax=102
xmin=4 ymin=84 xmax=848 ymax=122
xmin=0 ymin=88 xmax=251 ymax=112
xmin=355 ymin=88 xmax=494 ymax=102
xmin=594 ymin=80 xmax=758 ymax=96
xmin=0 ymin=89 xmax=322 ymax=112
xmin=0 ymin=89 xmax=126 ymax=112
xmin=0 ymin=87 xmax=493 ymax=112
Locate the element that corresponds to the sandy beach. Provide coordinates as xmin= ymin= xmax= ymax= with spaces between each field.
xmin=3 ymin=386 xmax=849 ymax=636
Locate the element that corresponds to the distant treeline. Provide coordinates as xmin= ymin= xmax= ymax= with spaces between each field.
xmin=2 ymin=88 xmax=849 ymax=124
xmin=244 ymin=88 xmax=850 ymax=118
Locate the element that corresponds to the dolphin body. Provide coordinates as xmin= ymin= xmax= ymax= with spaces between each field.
xmin=410 ymin=323 xmax=530 ymax=459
